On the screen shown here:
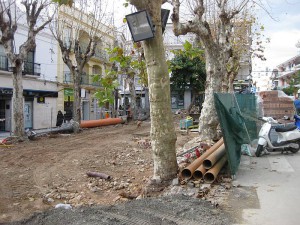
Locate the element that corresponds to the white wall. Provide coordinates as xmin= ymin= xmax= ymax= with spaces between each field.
xmin=14 ymin=25 xmax=58 ymax=82
xmin=33 ymin=97 xmax=57 ymax=129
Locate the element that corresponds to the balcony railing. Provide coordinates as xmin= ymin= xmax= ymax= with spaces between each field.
xmin=23 ymin=61 xmax=41 ymax=76
xmin=1 ymin=54 xmax=40 ymax=76
xmin=64 ymin=71 xmax=101 ymax=87
xmin=79 ymin=43 xmax=109 ymax=62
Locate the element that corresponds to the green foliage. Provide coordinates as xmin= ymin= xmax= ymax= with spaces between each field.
xmin=93 ymin=45 xmax=147 ymax=107
xmin=106 ymin=46 xmax=148 ymax=86
xmin=282 ymin=72 xmax=300 ymax=96
xmin=169 ymin=41 xmax=206 ymax=94
xmin=93 ymin=72 xmax=119 ymax=107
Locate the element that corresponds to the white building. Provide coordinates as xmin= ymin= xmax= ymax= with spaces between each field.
xmin=0 ymin=23 xmax=59 ymax=132
xmin=272 ymin=54 xmax=300 ymax=90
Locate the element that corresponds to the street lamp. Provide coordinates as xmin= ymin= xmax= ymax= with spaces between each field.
xmin=126 ymin=9 xmax=170 ymax=42
xmin=126 ymin=10 xmax=154 ymax=42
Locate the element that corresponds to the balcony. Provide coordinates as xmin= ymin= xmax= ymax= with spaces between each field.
xmin=23 ymin=61 xmax=41 ymax=76
xmin=79 ymin=43 xmax=109 ymax=62
xmin=1 ymin=54 xmax=41 ymax=77
xmin=64 ymin=71 xmax=101 ymax=87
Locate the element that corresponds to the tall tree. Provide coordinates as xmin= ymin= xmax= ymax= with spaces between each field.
xmin=0 ymin=0 xmax=54 ymax=138
xmin=50 ymin=0 xmax=114 ymax=132
xmin=169 ymin=41 xmax=206 ymax=113
xmin=171 ymin=0 xmax=255 ymax=141
xmin=128 ymin=0 xmax=178 ymax=181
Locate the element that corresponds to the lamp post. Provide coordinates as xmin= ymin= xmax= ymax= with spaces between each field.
xmin=126 ymin=9 xmax=170 ymax=42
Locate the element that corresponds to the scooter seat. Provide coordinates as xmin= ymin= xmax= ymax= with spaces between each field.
xmin=275 ymin=125 xmax=297 ymax=132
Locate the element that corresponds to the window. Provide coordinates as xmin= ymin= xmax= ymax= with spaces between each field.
xmin=0 ymin=45 xmax=8 ymax=71
xmin=23 ymin=50 xmax=34 ymax=74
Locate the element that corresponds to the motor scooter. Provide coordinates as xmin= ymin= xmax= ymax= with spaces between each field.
xmin=255 ymin=116 xmax=300 ymax=157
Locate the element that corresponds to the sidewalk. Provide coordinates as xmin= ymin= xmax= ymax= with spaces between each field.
xmin=233 ymin=153 xmax=300 ymax=225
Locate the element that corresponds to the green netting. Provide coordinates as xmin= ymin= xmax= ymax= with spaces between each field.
xmin=214 ymin=93 xmax=258 ymax=176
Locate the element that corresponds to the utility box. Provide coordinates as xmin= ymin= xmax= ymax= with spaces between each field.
xmin=180 ymin=119 xmax=193 ymax=130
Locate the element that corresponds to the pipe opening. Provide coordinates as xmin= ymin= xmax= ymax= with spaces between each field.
xmin=203 ymin=160 xmax=212 ymax=169
xmin=193 ymin=170 xmax=204 ymax=180
xmin=181 ymin=169 xmax=192 ymax=179
xmin=204 ymin=172 xmax=215 ymax=183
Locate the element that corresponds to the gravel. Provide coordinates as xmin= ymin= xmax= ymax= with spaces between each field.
xmin=6 ymin=194 xmax=233 ymax=225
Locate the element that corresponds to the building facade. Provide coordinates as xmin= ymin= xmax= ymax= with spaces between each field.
xmin=56 ymin=6 xmax=116 ymax=121
xmin=271 ymin=54 xmax=300 ymax=91
xmin=0 ymin=23 xmax=58 ymax=132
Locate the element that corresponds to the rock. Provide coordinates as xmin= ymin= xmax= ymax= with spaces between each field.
xmin=172 ymin=178 xmax=179 ymax=186
xmin=55 ymin=203 xmax=72 ymax=209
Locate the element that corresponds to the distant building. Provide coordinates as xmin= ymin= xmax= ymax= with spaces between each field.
xmin=56 ymin=6 xmax=116 ymax=120
xmin=271 ymin=54 xmax=300 ymax=90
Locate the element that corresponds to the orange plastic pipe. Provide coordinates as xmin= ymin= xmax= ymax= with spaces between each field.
xmin=80 ymin=118 xmax=123 ymax=128
xmin=180 ymin=138 xmax=224 ymax=179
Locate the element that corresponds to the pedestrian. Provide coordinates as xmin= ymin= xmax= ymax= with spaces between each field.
xmin=294 ymin=96 xmax=300 ymax=115
xmin=56 ymin=110 xmax=64 ymax=127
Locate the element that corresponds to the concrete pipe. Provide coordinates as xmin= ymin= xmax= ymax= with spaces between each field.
xmin=180 ymin=138 xmax=223 ymax=179
xmin=203 ymin=155 xmax=227 ymax=183
xmin=193 ymin=164 xmax=207 ymax=180
xmin=203 ymin=144 xmax=226 ymax=169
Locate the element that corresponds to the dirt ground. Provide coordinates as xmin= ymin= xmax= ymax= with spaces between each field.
xmin=0 ymin=116 xmax=200 ymax=224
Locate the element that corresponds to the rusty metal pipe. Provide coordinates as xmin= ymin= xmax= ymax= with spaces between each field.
xmin=203 ymin=144 xmax=226 ymax=169
xmin=180 ymin=138 xmax=223 ymax=179
xmin=203 ymin=155 xmax=227 ymax=183
xmin=193 ymin=164 xmax=206 ymax=180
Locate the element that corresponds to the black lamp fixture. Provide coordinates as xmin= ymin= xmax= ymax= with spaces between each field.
xmin=161 ymin=8 xmax=170 ymax=33
xmin=126 ymin=10 xmax=155 ymax=42
xmin=126 ymin=8 xmax=170 ymax=42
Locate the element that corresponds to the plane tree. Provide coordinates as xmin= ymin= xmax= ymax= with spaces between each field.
xmin=171 ymin=0 xmax=261 ymax=141
xmin=127 ymin=0 xmax=178 ymax=182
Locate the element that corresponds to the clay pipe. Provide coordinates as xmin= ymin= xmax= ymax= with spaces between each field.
xmin=86 ymin=172 xmax=111 ymax=180
xmin=180 ymin=138 xmax=223 ymax=179
xmin=193 ymin=164 xmax=207 ymax=180
xmin=203 ymin=144 xmax=226 ymax=169
xmin=203 ymin=155 xmax=227 ymax=183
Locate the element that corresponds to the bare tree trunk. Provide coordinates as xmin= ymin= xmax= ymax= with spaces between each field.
xmin=129 ymin=0 xmax=178 ymax=181
xmin=73 ymin=69 xmax=81 ymax=132
xmin=198 ymin=48 xmax=223 ymax=141
xmin=128 ymin=77 xmax=137 ymax=120
xmin=12 ymin=65 xmax=25 ymax=137
xmin=187 ymin=92 xmax=196 ymax=114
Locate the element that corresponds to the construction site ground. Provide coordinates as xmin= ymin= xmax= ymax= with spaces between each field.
xmin=0 ymin=116 xmax=251 ymax=224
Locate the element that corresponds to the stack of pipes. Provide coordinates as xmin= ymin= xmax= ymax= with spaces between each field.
xmin=180 ymin=138 xmax=227 ymax=183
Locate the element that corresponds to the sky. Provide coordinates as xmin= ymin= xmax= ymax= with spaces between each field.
xmin=253 ymin=0 xmax=300 ymax=70
xmin=111 ymin=0 xmax=300 ymax=70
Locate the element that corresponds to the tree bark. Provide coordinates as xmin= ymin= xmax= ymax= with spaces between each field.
xmin=73 ymin=69 xmax=81 ymax=132
xmin=129 ymin=0 xmax=178 ymax=181
xmin=12 ymin=65 xmax=25 ymax=137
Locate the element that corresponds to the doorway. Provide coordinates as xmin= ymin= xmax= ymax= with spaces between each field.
xmin=0 ymin=100 xmax=5 ymax=131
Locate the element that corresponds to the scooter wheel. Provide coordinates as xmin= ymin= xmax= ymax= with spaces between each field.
xmin=255 ymin=144 xmax=264 ymax=157
xmin=288 ymin=148 xmax=299 ymax=153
